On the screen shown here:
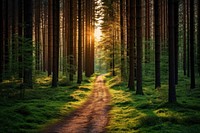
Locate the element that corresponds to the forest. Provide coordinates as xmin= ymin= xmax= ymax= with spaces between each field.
xmin=0 ymin=0 xmax=200 ymax=132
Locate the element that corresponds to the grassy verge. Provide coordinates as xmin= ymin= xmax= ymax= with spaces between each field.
xmin=0 ymin=74 xmax=96 ymax=133
xmin=106 ymin=73 xmax=200 ymax=133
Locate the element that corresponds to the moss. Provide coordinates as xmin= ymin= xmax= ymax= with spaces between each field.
xmin=106 ymin=69 xmax=200 ymax=133
xmin=0 ymin=74 xmax=95 ymax=133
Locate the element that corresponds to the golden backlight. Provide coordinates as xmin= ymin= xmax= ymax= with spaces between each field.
xmin=94 ymin=27 xmax=102 ymax=41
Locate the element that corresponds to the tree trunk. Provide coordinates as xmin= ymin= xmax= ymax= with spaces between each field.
xmin=198 ymin=0 xmax=200 ymax=76
xmin=69 ymin=0 xmax=74 ymax=81
xmin=18 ymin=0 xmax=23 ymax=79
xmin=52 ymin=0 xmax=60 ymax=87
xmin=120 ymin=0 xmax=126 ymax=80
xmin=85 ymin=0 xmax=91 ymax=77
xmin=154 ymin=0 xmax=161 ymax=89
xmin=90 ymin=0 xmax=95 ymax=76
xmin=77 ymin=0 xmax=82 ymax=84
xmin=35 ymin=0 xmax=41 ymax=70
xmin=128 ymin=0 xmax=135 ymax=91
xmin=190 ymin=0 xmax=195 ymax=89
xmin=187 ymin=0 xmax=190 ymax=77
xmin=12 ymin=0 xmax=19 ymax=76
xmin=23 ymin=0 xmax=33 ymax=88
xmin=174 ymin=0 xmax=179 ymax=84
xmin=0 ymin=0 xmax=3 ymax=82
xmin=48 ymin=0 xmax=53 ymax=76
xmin=183 ymin=0 xmax=187 ymax=75
xmin=145 ymin=0 xmax=150 ymax=63
xmin=4 ymin=0 xmax=9 ymax=78
xmin=136 ymin=0 xmax=144 ymax=95
xmin=168 ymin=0 xmax=176 ymax=103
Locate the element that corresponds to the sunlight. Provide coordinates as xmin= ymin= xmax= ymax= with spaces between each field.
xmin=94 ymin=26 xmax=102 ymax=41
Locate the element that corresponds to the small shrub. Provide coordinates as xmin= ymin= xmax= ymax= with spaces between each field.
xmin=138 ymin=115 xmax=161 ymax=127
xmin=14 ymin=105 xmax=31 ymax=116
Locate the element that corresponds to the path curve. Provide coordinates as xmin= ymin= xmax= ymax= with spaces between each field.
xmin=44 ymin=76 xmax=111 ymax=133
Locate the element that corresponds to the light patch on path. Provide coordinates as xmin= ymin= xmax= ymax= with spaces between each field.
xmin=44 ymin=76 xmax=111 ymax=133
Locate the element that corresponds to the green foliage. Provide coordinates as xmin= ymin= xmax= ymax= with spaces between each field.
xmin=0 ymin=75 xmax=94 ymax=133
xmin=2 ymin=36 xmax=34 ymax=80
xmin=106 ymin=70 xmax=200 ymax=133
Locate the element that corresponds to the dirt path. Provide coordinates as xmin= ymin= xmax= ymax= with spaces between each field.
xmin=44 ymin=76 xmax=111 ymax=133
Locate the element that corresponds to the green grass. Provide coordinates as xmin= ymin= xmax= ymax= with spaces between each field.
xmin=106 ymin=71 xmax=200 ymax=133
xmin=0 ymin=74 xmax=95 ymax=133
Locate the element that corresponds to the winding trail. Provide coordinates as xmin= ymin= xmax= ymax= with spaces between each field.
xmin=44 ymin=76 xmax=111 ymax=133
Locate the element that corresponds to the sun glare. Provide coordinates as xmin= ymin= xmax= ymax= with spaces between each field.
xmin=94 ymin=27 xmax=102 ymax=41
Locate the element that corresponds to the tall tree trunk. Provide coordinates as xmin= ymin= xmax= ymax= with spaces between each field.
xmin=52 ymin=0 xmax=60 ymax=87
xmin=198 ymin=0 xmax=200 ymax=76
xmin=120 ymin=0 xmax=126 ymax=80
xmin=90 ymin=0 xmax=95 ymax=76
xmin=18 ymin=0 xmax=23 ymax=78
xmin=12 ymin=0 xmax=19 ymax=76
xmin=0 ymin=0 xmax=3 ymax=82
xmin=64 ymin=0 xmax=69 ymax=76
xmin=183 ymin=0 xmax=187 ymax=75
xmin=69 ymin=0 xmax=74 ymax=81
xmin=126 ymin=0 xmax=130 ymax=58
xmin=42 ymin=3 xmax=48 ymax=72
xmin=85 ymin=0 xmax=91 ymax=77
xmin=23 ymin=0 xmax=33 ymax=88
xmin=77 ymin=0 xmax=82 ymax=84
xmin=154 ymin=0 xmax=161 ymax=89
xmin=35 ymin=0 xmax=41 ymax=70
xmin=174 ymin=0 xmax=179 ymax=84
xmin=73 ymin=0 xmax=77 ymax=70
xmin=136 ymin=0 xmax=144 ymax=95
xmin=187 ymin=0 xmax=190 ymax=77
xmin=168 ymin=0 xmax=176 ymax=103
xmin=48 ymin=0 xmax=53 ymax=76
xmin=190 ymin=0 xmax=195 ymax=89
xmin=145 ymin=0 xmax=150 ymax=63
xmin=128 ymin=0 xmax=135 ymax=91
xmin=5 ymin=0 xmax=9 ymax=78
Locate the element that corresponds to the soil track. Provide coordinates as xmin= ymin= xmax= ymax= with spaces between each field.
xmin=44 ymin=76 xmax=111 ymax=133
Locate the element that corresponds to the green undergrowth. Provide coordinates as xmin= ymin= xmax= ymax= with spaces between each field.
xmin=0 ymin=74 xmax=96 ymax=133
xmin=106 ymin=73 xmax=200 ymax=133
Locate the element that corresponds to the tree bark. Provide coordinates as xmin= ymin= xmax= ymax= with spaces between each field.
xmin=0 ymin=0 xmax=3 ymax=82
xmin=154 ymin=0 xmax=161 ymax=89
xmin=120 ymin=0 xmax=126 ymax=80
xmin=198 ymin=0 xmax=200 ymax=76
xmin=35 ymin=0 xmax=41 ymax=70
xmin=85 ymin=0 xmax=91 ymax=77
xmin=48 ymin=0 xmax=53 ymax=76
xmin=168 ymin=0 xmax=176 ymax=103
xmin=52 ymin=0 xmax=60 ymax=87
xmin=190 ymin=0 xmax=195 ymax=89
xmin=18 ymin=0 xmax=23 ymax=78
xmin=145 ymin=0 xmax=150 ymax=63
xmin=183 ymin=0 xmax=187 ymax=75
xmin=174 ymin=0 xmax=179 ymax=84
xmin=128 ymin=0 xmax=135 ymax=91
xmin=23 ymin=0 xmax=33 ymax=88
xmin=77 ymin=0 xmax=82 ymax=84
xmin=136 ymin=0 xmax=144 ymax=95
xmin=69 ymin=0 xmax=74 ymax=81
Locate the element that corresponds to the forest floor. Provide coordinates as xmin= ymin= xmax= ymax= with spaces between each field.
xmin=43 ymin=76 xmax=111 ymax=133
